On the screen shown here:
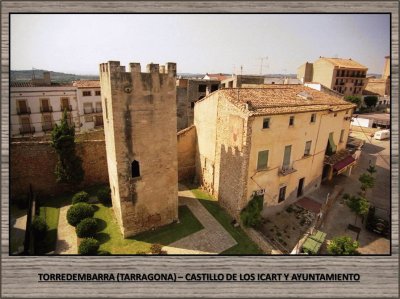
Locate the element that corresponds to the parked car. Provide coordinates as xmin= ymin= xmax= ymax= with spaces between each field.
xmin=374 ymin=130 xmax=390 ymax=140
xmin=365 ymin=206 xmax=390 ymax=238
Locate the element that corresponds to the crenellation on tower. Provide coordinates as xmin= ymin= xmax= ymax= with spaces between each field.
xmin=99 ymin=60 xmax=178 ymax=238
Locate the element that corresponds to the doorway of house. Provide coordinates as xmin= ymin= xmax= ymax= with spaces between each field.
xmin=297 ymin=177 xmax=305 ymax=197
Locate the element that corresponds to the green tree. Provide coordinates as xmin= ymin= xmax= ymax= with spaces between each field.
xmin=344 ymin=194 xmax=370 ymax=225
xmin=240 ymin=195 xmax=264 ymax=228
xmin=51 ymin=110 xmax=84 ymax=184
xmin=327 ymin=236 xmax=360 ymax=255
xmin=366 ymin=164 xmax=377 ymax=175
xmin=359 ymin=173 xmax=375 ymax=192
xmin=344 ymin=95 xmax=361 ymax=107
xmin=364 ymin=96 xmax=378 ymax=110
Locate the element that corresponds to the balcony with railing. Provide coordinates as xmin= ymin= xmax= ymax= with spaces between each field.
xmin=60 ymin=104 xmax=72 ymax=111
xmin=279 ymin=164 xmax=297 ymax=176
xmin=17 ymin=107 xmax=31 ymax=115
xmin=19 ymin=125 xmax=35 ymax=134
xmin=40 ymin=105 xmax=53 ymax=113
xmin=84 ymin=107 xmax=94 ymax=114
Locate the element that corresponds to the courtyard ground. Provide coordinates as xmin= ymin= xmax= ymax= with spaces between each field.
xmin=10 ymin=205 xmax=27 ymax=254
xmin=50 ymin=184 xmax=261 ymax=254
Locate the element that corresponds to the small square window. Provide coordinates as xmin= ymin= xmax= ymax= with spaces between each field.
xmin=262 ymin=118 xmax=270 ymax=129
xmin=83 ymin=91 xmax=91 ymax=96
xmin=310 ymin=113 xmax=316 ymax=123
xmin=95 ymin=90 xmax=101 ymax=96
xmin=289 ymin=116 xmax=295 ymax=126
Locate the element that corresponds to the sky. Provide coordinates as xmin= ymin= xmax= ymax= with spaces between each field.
xmin=11 ymin=14 xmax=390 ymax=75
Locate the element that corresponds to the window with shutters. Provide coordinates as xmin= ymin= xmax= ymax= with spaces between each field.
xmin=257 ymin=150 xmax=269 ymax=170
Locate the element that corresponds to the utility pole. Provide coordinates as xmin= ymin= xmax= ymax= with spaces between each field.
xmin=259 ymin=56 xmax=268 ymax=75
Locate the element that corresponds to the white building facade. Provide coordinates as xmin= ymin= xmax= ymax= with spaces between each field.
xmin=11 ymin=78 xmax=103 ymax=137
xmin=74 ymin=80 xmax=103 ymax=131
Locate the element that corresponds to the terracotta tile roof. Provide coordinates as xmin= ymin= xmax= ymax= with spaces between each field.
xmin=73 ymin=80 xmax=100 ymax=88
xmin=10 ymin=81 xmax=35 ymax=87
xmin=319 ymin=57 xmax=368 ymax=69
xmin=10 ymin=81 xmax=73 ymax=87
xmin=218 ymin=85 xmax=355 ymax=115
xmin=363 ymin=78 xmax=387 ymax=96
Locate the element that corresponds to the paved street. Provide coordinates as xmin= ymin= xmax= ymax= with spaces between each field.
xmin=317 ymin=130 xmax=390 ymax=254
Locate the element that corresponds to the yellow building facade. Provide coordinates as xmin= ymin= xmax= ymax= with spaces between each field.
xmin=195 ymin=85 xmax=355 ymax=218
xmin=297 ymin=57 xmax=368 ymax=96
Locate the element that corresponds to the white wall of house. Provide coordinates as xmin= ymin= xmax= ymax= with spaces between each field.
xmin=11 ymin=86 xmax=78 ymax=136
xmin=351 ymin=117 xmax=372 ymax=128
xmin=76 ymin=87 xmax=102 ymax=131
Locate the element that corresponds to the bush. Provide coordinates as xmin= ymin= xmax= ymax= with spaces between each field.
xmin=31 ymin=216 xmax=48 ymax=240
xmin=72 ymin=191 xmax=90 ymax=204
xmin=15 ymin=194 xmax=29 ymax=210
xmin=150 ymin=243 xmax=167 ymax=255
xmin=76 ymin=218 xmax=98 ymax=238
xmin=97 ymin=187 xmax=111 ymax=205
xmin=240 ymin=195 xmax=264 ymax=228
xmin=66 ymin=203 xmax=94 ymax=226
xmin=327 ymin=236 xmax=360 ymax=255
xmin=98 ymin=250 xmax=111 ymax=255
xmin=78 ymin=238 xmax=99 ymax=255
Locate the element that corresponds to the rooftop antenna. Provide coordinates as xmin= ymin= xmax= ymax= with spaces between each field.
xmin=259 ymin=56 xmax=268 ymax=75
xmin=240 ymin=65 xmax=243 ymax=76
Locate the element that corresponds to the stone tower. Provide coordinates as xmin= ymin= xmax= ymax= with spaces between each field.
xmin=99 ymin=61 xmax=178 ymax=237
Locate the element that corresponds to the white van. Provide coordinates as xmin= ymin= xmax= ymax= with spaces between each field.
xmin=374 ymin=130 xmax=390 ymax=140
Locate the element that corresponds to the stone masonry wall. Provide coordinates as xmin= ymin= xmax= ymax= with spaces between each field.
xmin=10 ymin=139 xmax=108 ymax=198
xmin=177 ymin=125 xmax=196 ymax=182
xmin=99 ymin=61 xmax=178 ymax=238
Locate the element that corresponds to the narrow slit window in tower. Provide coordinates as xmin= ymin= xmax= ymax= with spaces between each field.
xmin=131 ymin=160 xmax=140 ymax=178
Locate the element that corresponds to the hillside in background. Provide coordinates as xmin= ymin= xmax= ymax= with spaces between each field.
xmin=11 ymin=70 xmax=99 ymax=82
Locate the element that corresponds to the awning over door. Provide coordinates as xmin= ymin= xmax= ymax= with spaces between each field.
xmin=333 ymin=155 xmax=356 ymax=173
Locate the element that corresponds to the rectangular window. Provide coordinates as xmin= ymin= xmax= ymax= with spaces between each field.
xmin=283 ymin=145 xmax=291 ymax=169
xmin=310 ymin=113 xmax=316 ymax=123
xmin=257 ymin=150 xmax=269 ymax=170
xmin=304 ymin=141 xmax=312 ymax=156
xmin=340 ymin=129 xmax=345 ymax=143
xmin=278 ymin=186 xmax=286 ymax=203
xmin=17 ymin=100 xmax=30 ymax=114
xmin=61 ymin=97 xmax=70 ymax=111
xmin=83 ymin=91 xmax=91 ymax=96
xmin=40 ymin=98 xmax=51 ymax=113
xmin=198 ymin=84 xmax=206 ymax=92
xmin=95 ymin=102 xmax=102 ymax=113
xmin=95 ymin=90 xmax=101 ymax=96
xmin=83 ymin=102 xmax=93 ymax=114
xmin=289 ymin=116 xmax=295 ymax=126
xmin=262 ymin=118 xmax=270 ymax=129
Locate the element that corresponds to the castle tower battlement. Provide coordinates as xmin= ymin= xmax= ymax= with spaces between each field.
xmin=99 ymin=60 xmax=178 ymax=237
